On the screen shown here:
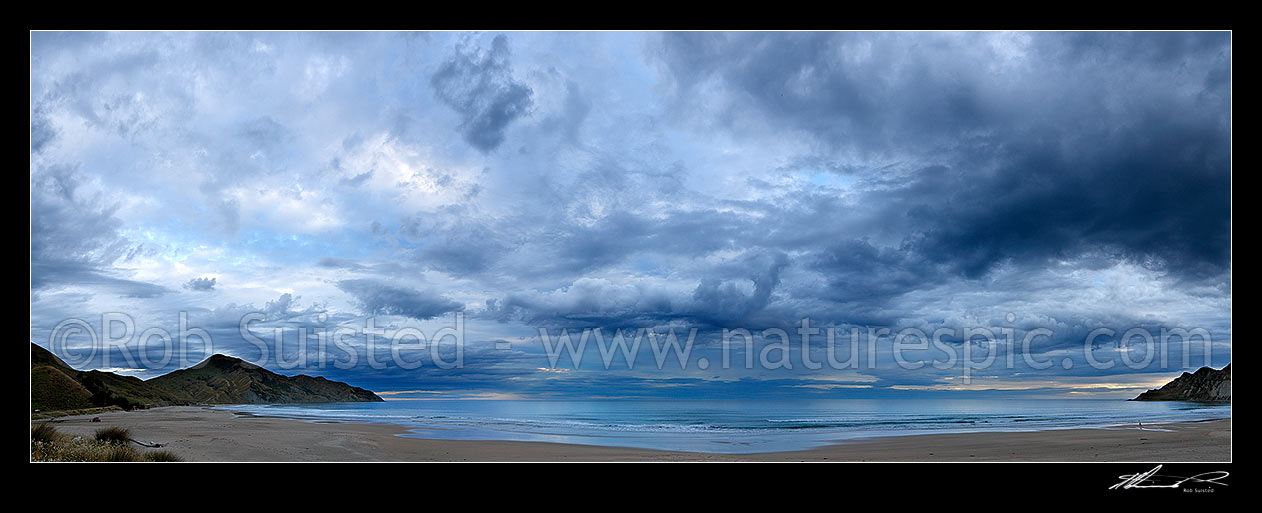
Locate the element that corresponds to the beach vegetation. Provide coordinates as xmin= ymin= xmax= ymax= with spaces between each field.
xmin=94 ymin=426 xmax=131 ymax=444
xmin=31 ymin=423 xmax=182 ymax=462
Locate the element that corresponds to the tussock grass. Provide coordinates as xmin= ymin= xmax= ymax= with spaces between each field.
xmin=32 ymin=422 xmax=59 ymax=444
xmin=142 ymin=450 xmax=184 ymax=462
xmin=93 ymin=426 xmax=132 ymax=444
xmin=31 ymin=423 xmax=181 ymax=462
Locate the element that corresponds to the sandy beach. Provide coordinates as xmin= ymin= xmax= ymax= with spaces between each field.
xmin=34 ymin=406 xmax=1230 ymax=462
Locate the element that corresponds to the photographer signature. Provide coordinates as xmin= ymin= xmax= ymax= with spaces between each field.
xmin=1110 ymin=465 xmax=1229 ymax=490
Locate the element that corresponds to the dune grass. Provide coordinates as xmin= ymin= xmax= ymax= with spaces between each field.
xmin=32 ymin=422 xmax=59 ymax=444
xmin=94 ymin=426 xmax=132 ymax=444
xmin=142 ymin=450 xmax=184 ymax=462
xmin=31 ymin=423 xmax=182 ymax=462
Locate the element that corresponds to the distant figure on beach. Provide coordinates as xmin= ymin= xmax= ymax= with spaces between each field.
xmin=1138 ymin=421 xmax=1144 ymax=430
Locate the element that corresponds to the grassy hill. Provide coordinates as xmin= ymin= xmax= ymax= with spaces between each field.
xmin=31 ymin=365 xmax=94 ymax=412
xmin=148 ymin=354 xmax=382 ymax=404
xmin=78 ymin=369 xmax=186 ymax=409
xmin=31 ymin=344 xmax=381 ymax=414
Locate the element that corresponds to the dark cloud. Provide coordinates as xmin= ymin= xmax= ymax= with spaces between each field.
xmin=891 ymin=118 xmax=1231 ymax=280
xmin=654 ymin=31 xmax=1232 ymax=283
xmin=316 ymin=257 xmax=368 ymax=271
xmin=690 ymin=252 xmax=790 ymax=327
xmin=30 ymin=164 xmax=128 ymax=265
xmin=337 ymin=279 xmax=464 ymax=320
xmin=808 ymin=238 xmax=937 ymax=303
xmin=30 ymin=261 xmax=171 ymax=298
xmin=483 ymin=251 xmax=794 ymax=331
xmin=184 ymin=277 xmax=217 ymax=291
xmin=29 ymin=32 xmax=1231 ymax=397
xmin=196 ymin=292 xmax=329 ymax=329
xmin=29 ymin=163 xmax=169 ymax=297
xmin=431 ymin=34 xmax=533 ymax=152
xmin=412 ymin=223 xmax=509 ymax=276
xmin=396 ymin=206 xmax=512 ymax=276
xmin=30 ymin=111 xmax=56 ymax=154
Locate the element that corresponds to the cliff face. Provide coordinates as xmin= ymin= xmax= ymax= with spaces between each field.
xmin=1132 ymin=364 xmax=1231 ymax=402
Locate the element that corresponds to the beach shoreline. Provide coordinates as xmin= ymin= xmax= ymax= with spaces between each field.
xmin=33 ymin=406 xmax=1231 ymax=462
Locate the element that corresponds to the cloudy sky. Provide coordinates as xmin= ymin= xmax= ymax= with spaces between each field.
xmin=30 ymin=31 xmax=1231 ymax=399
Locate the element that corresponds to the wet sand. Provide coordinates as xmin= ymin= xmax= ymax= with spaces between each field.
xmin=35 ymin=406 xmax=1231 ymax=462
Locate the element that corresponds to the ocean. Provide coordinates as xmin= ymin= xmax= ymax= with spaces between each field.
xmin=219 ymin=399 xmax=1231 ymax=454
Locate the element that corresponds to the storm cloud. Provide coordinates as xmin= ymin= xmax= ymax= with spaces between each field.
xmin=337 ymin=279 xmax=464 ymax=320
xmin=431 ymin=34 xmax=534 ymax=152
xmin=184 ymin=277 xmax=217 ymax=291
xmin=29 ymin=31 xmax=1230 ymax=398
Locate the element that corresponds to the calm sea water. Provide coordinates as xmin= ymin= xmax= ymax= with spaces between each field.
xmin=219 ymin=399 xmax=1231 ymax=454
